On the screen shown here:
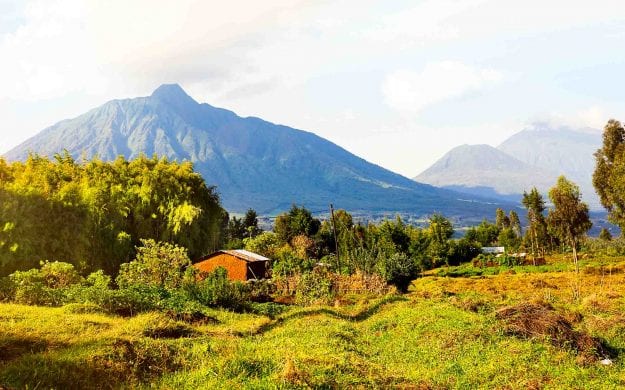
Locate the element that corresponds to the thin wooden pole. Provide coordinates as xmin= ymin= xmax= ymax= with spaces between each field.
xmin=330 ymin=204 xmax=340 ymax=271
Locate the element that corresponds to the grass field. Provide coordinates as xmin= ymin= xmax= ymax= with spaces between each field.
xmin=2 ymin=255 xmax=625 ymax=389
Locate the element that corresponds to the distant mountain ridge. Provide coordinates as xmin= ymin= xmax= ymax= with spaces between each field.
xmin=4 ymin=84 xmax=507 ymax=219
xmin=414 ymin=123 xmax=602 ymax=208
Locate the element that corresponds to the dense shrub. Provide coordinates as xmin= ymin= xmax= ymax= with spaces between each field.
xmin=99 ymin=286 xmax=163 ymax=316
xmin=498 ymin=254 xmax=522 ymax=267
xmin=184 ymin=267 xmax=250 ymax=311
xmin=116 ymin=240 xmax=192 ymax=290
xmin=271 ymin=247 xmax=315 ymax=277
xmin=243 ymin=232 xmax=281 ymax=258
xmin=375 ymin=252 xmax=416 ymax=292
xmin=447 ymin=239 xmax=481 ymax=266
xmin=159 ymin=294 xmax=217 ymax=324
xmin=294 ymin=268 xmax=334 ymax=305
xmin=247 ymin=279 xmax=276 ymax=302
xmin=583 ymin=237 xmax=625 ymax=257
xmin=9 ymin=262 xmax=83 ymax=306
xmin=472 ymin=253 xmax=497 ymax=268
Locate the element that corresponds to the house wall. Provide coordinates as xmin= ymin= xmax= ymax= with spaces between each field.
xmin=193 ymin=253 xmax=248 ymax=281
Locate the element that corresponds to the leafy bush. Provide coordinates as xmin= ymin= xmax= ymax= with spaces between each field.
xmin=39 ymin=261 xmax=82 ymax=288
xmin=498 ymin=254 xmax=522 ymax=267
xmin=7 ymin=261 xmax=84 ymax=306
xmin=64 ymin=270 xmax=112 ymax=304
xmin=272 ymin=246 xmax=315 ymax=277
xmin=184 ymin=267 xmax=250 ymax=311
xmin=447 ymin=239 xmax=481 ymax=266
xmin=295 ymin=268 xmax=334 ymax=305
xmin=161 ymin=298 xmax=217 ymax=324
xmin=116 ymin=239 xmax=191 ymax=290
xmin=583 ymin=237 xmax=625 ymax=257
xmin=472 ymin=253 xmax=497 ymax=268
xmin=98 ymin=285 xmax=163 ymax=316
xmin=247 ymin=279 xmax=276 ymax=303
xmin=243 ymin=231 xmax=281 ymax=258
xmin=374 ymin=252 xmax=416 ymax=292
xmin=85 ymin=269 xmax=111 ymax=289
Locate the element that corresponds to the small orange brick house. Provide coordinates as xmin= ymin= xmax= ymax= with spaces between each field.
xmin=193 ymin=249 xmax=270 ymax=281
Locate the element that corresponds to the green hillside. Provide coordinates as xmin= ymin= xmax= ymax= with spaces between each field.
xmin=2 ymin=255 xmax=624 ymax=389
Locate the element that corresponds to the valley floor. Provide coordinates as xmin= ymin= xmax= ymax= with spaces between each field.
xmin=2 ymin=256 xmax=625 ymax=389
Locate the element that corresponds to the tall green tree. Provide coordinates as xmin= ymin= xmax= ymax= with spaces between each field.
xmin=243 ymin=208 xmax=261 ymax=238
xmin=495 ymin=208 xmax=510 ymax=229
xmin=593 ymin=119 xmax=625 ymax=234
xmin=227 ymin=216 xmax=246 ymax=241
xmin=546 ymin=176 xmax=592 ymax=273
xmin=464 ymin=220 xmax=499 ymax=247
xmin=273 ymin=205 xmax=320 ymax=244
xmin=378 ymin=216 xmax=410 ymax=253
xmin=509 ymin=210 xmax=522 ymax=238
xmin=522 ymin=187 xmax=548 ymax=260
xmin=427 ymin=213 xmax=454 ymax=266
xmin=599 ymin=228 xmax=612 ymax=241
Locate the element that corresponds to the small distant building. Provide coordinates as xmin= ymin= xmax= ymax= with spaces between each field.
xmin=193 ymin=249 xmax=270 ymax=281
xmin=509 ymin=252 xmax=527 ymax=260
xmin=481 ymin=246 xmax=505 ymax=255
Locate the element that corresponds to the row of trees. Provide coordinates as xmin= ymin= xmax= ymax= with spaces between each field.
xmin=0 ymin=153 xmax=226 ymax=276
xmin=240 ymin=205 xmax=483 ymax=290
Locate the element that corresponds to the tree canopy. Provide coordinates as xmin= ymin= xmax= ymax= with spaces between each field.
xmin=0 ymin=153 xmax=225 ymax=276
xmin=522 ymin=187 xmax=549 ymax=258
xmin=593 ymin=119 xmax=625 ymax=233
xmin=546 ymin=176 xmax=592 ymax=270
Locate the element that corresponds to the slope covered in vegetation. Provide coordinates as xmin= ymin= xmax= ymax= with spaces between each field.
xmin=1 ymin=254 xmax=624 ymax=389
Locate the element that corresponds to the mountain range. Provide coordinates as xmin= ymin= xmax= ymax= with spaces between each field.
xmin=415 ymin=123 xmax=602 ymax=209
xmin=3 ymin=84 xmax=506 ymax=220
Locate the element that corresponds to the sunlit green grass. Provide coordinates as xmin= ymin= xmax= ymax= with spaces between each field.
xmin=2 ymin=264 xmax=625 ymax=389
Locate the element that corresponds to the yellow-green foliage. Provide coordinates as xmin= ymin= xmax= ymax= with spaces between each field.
xmin=0 ymin=154 xmax=225 ymax=276
xmin=2 ymin=257 xmax=625 ymax=389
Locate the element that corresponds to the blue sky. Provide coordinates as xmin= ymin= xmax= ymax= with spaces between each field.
xmin=1 ymin=0 xmax=625 ymax=176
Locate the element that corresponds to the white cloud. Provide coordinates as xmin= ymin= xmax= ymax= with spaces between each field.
xmin=532 ymin=105 xmax=612 ymax=132
xmin=361 ymin=0 xmax=625 ymax=48
xmin=0 ymin=0 xmax=317 ymax=101
xmin=576 ymin=106 xmax=610 ymax=130
xmin=382 ymin=61 xmax=503 ymax=114
xmin=361 ymin=0 xmax=487 ymax=46
xmin=0 ymin=0 xmax=95 ymax=100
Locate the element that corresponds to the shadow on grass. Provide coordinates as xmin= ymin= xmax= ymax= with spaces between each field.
xmin=0 ymin=336 xmax=191 ymax=389
xmin=0 ymin=336 xmax=128 ymax=390
xmin=1 ymin=352 xmax=127 ymax=390
xmin=0 ymin=335 xmax=67 ymax=363
xmin=237 ymin=295 xmax=408 ymax=337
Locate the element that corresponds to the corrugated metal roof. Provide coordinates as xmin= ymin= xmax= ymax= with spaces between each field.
xmin=197 ymin=249 xmax=270 ymax=263
xmin=229 ymin=249 xmax=270 ymax=262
